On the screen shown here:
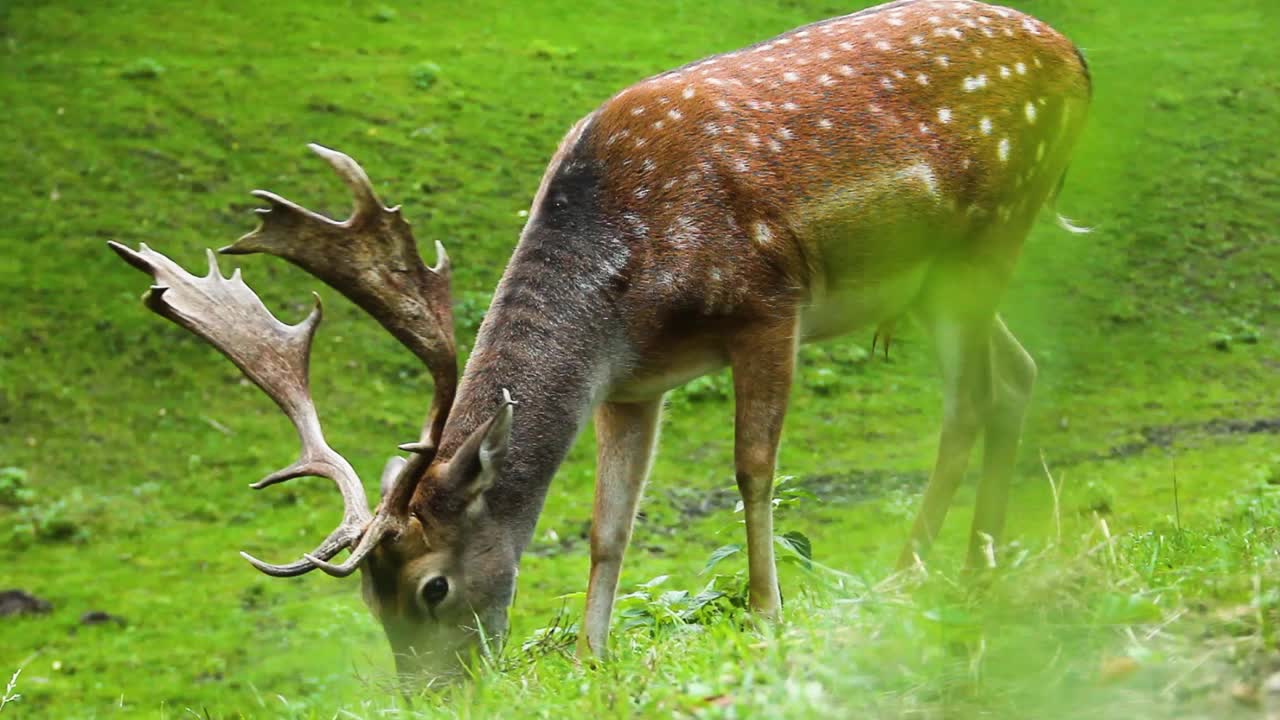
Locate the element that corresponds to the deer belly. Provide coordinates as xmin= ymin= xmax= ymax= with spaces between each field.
xmin=799 ymin=263 xmax=930 ymax=343
xmin=797 ymin=212 xmax=942 ymax=343
xmin=608 ymin=341 xmax=729 ymax=403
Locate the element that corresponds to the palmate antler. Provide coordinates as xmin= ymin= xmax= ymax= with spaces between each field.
xmin=223 ymin=144 xmax=456 ymax=450
xmin=110 ymin=145 xmax=458 ymax=578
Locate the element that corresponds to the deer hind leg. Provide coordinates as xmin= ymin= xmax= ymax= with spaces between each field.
xmin=729 ymin=316 xmax=798 ymax=619
xmin=966 ymin=316 xmax=1036 ymax=569
xmin=578 ymin=397 xmax=664 ymax=660
xmin=896 ymin=299 xmax=996 ymax=571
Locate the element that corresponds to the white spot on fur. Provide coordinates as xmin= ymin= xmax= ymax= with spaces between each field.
xmin=1015 ymin=61 xmax=1027 ymax=75
xmin=838 ymin=64 xmax=855 ymax=76
xmin=668 ymin=109 xmax=683 ymax=120
xmin=682 ymin=85 xmax=695 ymax=99
xmin=999 ymin=65 xmax=1011 ymax=78
xmin=819 ymin=73 xmax=835 ymax=86
xmin=753 ymin=222 xmax=774 ymax=246
xmin=963 ymin=75 xmax=988 ymax=91
xmin=783 ymin=71 xmax=799 ymax=82
xmin=782 ymin=101 xmax=799 ymax=111
xmin=630 ymin=106 xmax=646 ymax=116
xmin=623 ymin=211 xmax=649 ymax=236
xmin=1025 ymin=102 xmax=1037 ymax=123
xmin=979 ymin=117 xmax=993 ymax=135
xmin=935 ymin=55 xmax=950 ymax=68
xmin=818 ymin=118 xmax=833 ymax=129
xmin=917 ymin=73 xmax=930 ymax=85
xmin=938 ymin=107 xmax=952 ymax=123
xmin=668 ymin=215 xmax=699 ymax=248
xmin=997 ymin=137 xmax=1011 ymax=162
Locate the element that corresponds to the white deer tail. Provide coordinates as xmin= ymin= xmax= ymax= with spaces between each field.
xmin=1050 ymin=167 xmax=1092 ymax=235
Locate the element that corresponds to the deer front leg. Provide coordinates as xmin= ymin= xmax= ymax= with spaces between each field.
xmin=730 ymin=317 xmax=797 ymax=619
xmin=578 ymin=397 xmax=664 ymax=660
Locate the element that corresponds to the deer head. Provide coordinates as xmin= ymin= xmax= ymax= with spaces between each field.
xmin=110 ymin=145 xmax=515 ymax=681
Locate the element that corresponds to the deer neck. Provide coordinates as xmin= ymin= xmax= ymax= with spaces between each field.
xmin=430 ymin=251 xmax=628 ymax=557
xmin=426 ymin=113 xmax=629 ymax=554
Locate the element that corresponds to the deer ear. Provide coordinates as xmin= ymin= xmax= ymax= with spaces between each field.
xmin=444 ymin=390 xmax=515 ymax=513
xmin=476 ymin=394 xmax=514 ymax=492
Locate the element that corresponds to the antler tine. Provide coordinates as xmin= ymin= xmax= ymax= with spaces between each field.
xmin=303 ymin=447 xmax=436 ymax=577
xmin=220 ymin=144 xmax=458 ymax=455
xmin=306 ymin=142 xmax=383 ymax=225
xmin=107 ymin=241 xmax=374 ymax=576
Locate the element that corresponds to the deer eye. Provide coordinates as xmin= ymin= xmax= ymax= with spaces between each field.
xmin=420 ymin=576 xmax=449 ymax=608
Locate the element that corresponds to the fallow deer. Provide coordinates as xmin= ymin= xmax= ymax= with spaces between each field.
xmin=111 ymin=0 xmax=1090 ymax=681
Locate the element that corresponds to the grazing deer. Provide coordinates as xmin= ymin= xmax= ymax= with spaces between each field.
xmin=110 ymin=0 xmax=1090 ymax=680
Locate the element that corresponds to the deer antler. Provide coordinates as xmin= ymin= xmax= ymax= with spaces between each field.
xmin=220 ymin=144 xmax=457 ymax=452
xmin=109 ymin=146 xmax=459 ymax=579
xmin=107 ymin=242 xmax=377 ymax=576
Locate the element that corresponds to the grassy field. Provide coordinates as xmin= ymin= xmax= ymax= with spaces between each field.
xmin=1 ymin=0 xmax=1278 ymax=717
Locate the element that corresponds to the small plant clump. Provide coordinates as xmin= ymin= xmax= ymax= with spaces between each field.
xmin=410 ymin=61 xmax=443 ymax=90
xmin=119 ymin=57 xmax=165 ymax=80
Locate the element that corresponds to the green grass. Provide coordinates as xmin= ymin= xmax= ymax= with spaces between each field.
xmin=1 ymin=0 xmax=1278 ymax=717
